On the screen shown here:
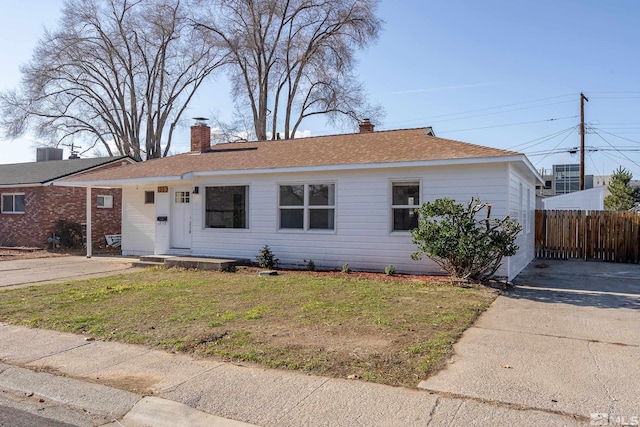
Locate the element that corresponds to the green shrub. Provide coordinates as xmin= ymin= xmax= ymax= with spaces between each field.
xmin=306 ymin=260 xmax=316 ymax=271
xmin=342 ymin=263 xmax=352 ymax=273
xmin=256 ymin=245 xmax=278 ymax=269
xmin=411 ymin=197 xmax=521 ymax=282
xmin=385 ymin=264 xmax=395 ymax=276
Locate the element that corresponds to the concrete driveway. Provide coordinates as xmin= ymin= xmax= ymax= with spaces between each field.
xmin=0 ymin=256 xmax=140 ymax=290
xmin=419 ymin=259 xmax=640 ymax=422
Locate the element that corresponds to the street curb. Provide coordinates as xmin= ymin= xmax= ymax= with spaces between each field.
xmin=0 ymin=364 xmax=256 ymax=427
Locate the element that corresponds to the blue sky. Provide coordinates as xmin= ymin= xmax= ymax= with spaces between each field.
xmin=1 ymin=0 xmax=640 ymax=178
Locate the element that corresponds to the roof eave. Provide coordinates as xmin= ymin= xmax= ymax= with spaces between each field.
xmin=186 ymin=155 xmax=529 ymax=178
xmin=0 ymin=183 xmax=46 ymax=188
xmin=53 ymin=175 xmax=182 ymax=187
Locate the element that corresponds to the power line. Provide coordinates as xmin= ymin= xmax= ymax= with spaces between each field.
xmin=591 ymin=130 xmax=640 ymax=172
xmin=587 ymin=151 xmax=603 ymax=177
xmin=596 ymin=129 xmax=640 ymax=145
xmin=382 ymin=93 xmax=576 ymax=127
xmin=533 ymin=129 xmax=576 ymax=165
xmin=426 ymin=101 xmax=575 ymax=125
xmin=506 ymin=126 xmax=576 ymax=151
xmin=437 ymin=115 xmax=578 ymax=134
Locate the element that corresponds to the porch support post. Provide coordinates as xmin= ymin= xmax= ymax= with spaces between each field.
xmin=86 ymin=186 xmax=92 ymax=258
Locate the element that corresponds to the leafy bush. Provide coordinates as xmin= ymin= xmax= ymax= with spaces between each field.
xmin=342 ymin=263 xmax=352 ymax=273
xmin=385 ymin=264 xmax=395 ymax=276
xmin=256 ymin=245 xmax=278 ymax=269
xmin=411 ymin=197 xmax=521 ymax=282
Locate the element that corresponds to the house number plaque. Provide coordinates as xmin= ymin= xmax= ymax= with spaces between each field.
xmin=157 ymin=186 xmax=168 ymax=193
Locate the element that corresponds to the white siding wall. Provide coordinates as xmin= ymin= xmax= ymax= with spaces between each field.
xmin=120 ymin=162 xmax=535 ymax=278
xmin=155 ymin=191 xmax=171 ymax=254
xmin=121 ymin=185 xmax=155 ymax=256
xmin=185 ymin=163 xmax=510 ymax=275
xmin=506 ymin=164 xmax=536 ymax=280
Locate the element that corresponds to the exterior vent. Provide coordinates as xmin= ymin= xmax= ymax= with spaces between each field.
xmin=36 ymin=147 xmax=64 ymax=162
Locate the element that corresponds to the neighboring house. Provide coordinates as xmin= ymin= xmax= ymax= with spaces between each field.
xmin=59 ymin=120 xmax=542 ymax=280
xmin=540 ymin=186 xmax=608 ymax=211
xmin=0 ymin=151 xmax=135 ymax=249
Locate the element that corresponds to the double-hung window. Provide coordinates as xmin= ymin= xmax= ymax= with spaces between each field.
xmin=205 ymin=186 xmax=248 ymax=229
xmin=97 ymin=195 xmax=113 ymax=208
xmin=391 ymin=182 xmax=420 ymax=231
xmin=279 ymin=183 xmax=335 ymax=231
xmin=1 ymin=193 xmax=25 ymax=214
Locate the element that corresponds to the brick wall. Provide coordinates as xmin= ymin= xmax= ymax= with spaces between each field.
xmin=0 ymin=186 xmax=46 ymax=247
xmin=0 ymin=159 xmax=130 ymax=249
xmin=0 ymin=186 xmax=122 ymax=249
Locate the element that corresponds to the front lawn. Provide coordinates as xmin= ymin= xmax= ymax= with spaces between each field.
xmin=0 ymin=267 xmax=496 ymax=387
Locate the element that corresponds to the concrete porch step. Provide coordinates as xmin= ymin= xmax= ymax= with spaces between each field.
xmin=165 ymin=257 xmax=238 ymax=271
xmin=132 ymin=260 xmax=165 ymax=268
xmin=139 ymin=255 xmax=175 ymax=263
xmin=133 ymin=255 xmax=251 ymax=271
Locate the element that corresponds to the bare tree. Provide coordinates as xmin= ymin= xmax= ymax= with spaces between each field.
xmin=0 ymin=0 xmax=228 ymax=160
xmin=197 ymin=0 xmax=383 ymax=141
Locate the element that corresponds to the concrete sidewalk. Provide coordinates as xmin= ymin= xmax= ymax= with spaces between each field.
xmin=0 ymin=323 xmax=581 ymax=426
xmin=0 ymin=256 xmax=140 ymax=290
xmin=419 ymin=259 xmax=640 ymax=425
xmin=2 ymin=258 xmax=636 ymax=426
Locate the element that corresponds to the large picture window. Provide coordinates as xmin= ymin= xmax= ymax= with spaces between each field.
xmin=391 ymin=182 xmax=420 ymax=231
xmin=1 ymin=193 xmax=25 ymax=214
xmin=205 ymin=186 xmax=248 ymax=229
xmin=279 ymin=183 xmax=335 ymax=230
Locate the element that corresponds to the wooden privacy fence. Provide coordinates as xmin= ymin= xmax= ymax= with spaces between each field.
xmin=535 ymin=210 xmax=640 ymax=263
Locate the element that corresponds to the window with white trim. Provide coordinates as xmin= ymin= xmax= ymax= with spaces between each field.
xmin=1 ymin=193 xmax=25 ymax=214
xmin=97 ymin=195 xmax=113 ymax=209
xmin=391 ymin=182 xmax=420 ymax=231
xmin=279 ymin=183 xmax=335 ymax=230
xmin=205 ymin=186 xmax=248 ymax=229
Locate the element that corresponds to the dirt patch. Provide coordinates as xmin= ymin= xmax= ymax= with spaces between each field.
xmin=0 ymin=248 xmax=69 ymax=261
xmin=89 ymin=373 xmax=159 ymax=395
xmin=0 ymin=247 xmax=121 ymax=261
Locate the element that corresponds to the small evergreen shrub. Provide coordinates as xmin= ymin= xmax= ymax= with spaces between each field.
xmin=54 ymin=219 xmax=84 ymax=249
xmin=256 ymin=245 xmax=278 ymax=269
xmin=342 ymin=263 xmax=352 ymax=273
xmin=306 ymin=259 xmax=316 ymax=271
xmin=385 ymin=264 xmax=395 ymax=276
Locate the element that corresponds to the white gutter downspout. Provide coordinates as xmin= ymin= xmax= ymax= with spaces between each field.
xmin=86 ymin=186 xmax=92 ymax=258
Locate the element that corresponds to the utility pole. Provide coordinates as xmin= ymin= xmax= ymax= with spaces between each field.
xmin=580 ymin=92 xmax=589 ymax=190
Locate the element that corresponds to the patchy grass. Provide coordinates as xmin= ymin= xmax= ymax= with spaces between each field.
xmin=0 ymin=267 xmax=496 ymax=387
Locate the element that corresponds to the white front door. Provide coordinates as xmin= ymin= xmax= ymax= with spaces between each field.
xmin=171 ymin=187 xmax=191 ymax=249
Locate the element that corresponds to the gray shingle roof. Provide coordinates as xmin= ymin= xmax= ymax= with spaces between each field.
xmin=0 ymin=156 xmax=132 ymax=186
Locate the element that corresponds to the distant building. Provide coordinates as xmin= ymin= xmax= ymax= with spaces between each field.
xmin=594 ymin=175 xmax=611 ymax=187
xmin=536 ymin=164 xmax=593 ymax=196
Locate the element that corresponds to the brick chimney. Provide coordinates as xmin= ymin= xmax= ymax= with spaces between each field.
xmin=191 ymin=117 xmax=211 ymax=152
xmin=359 ymin=118 xmax=374 ymax=133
